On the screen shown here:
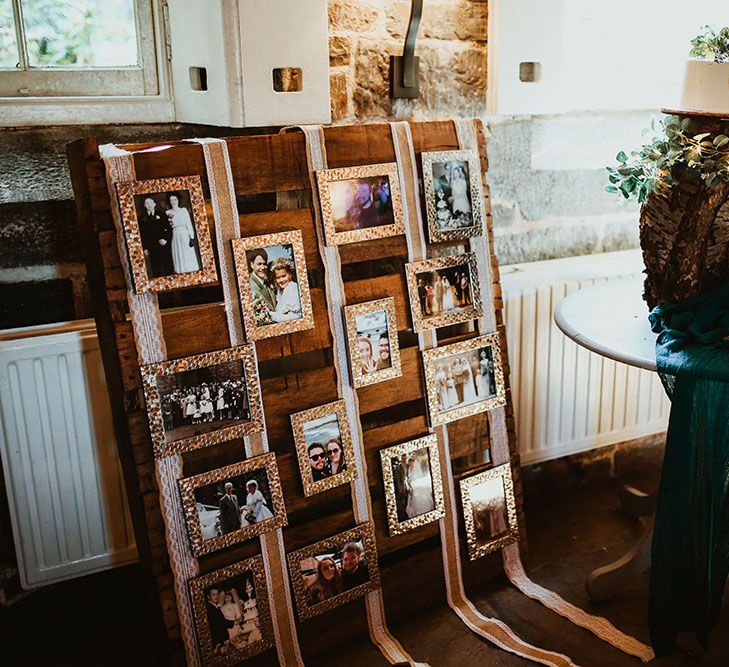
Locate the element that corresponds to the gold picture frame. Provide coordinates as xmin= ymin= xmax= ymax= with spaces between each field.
xmin=189 ymin=555 xmax=274 ymax=665
xmin=287 ymin=523 xmax=380 ymax=620
xmin=380 ymin=434 xmax=445 ymax=536
xmin=231 ymin=229 xmax=315 ymax=341
xmin=404 ymin=252 xmax=482 ymax=332
xmin=422 ymin=333 xmax=506 ymax=427
xmin=290 ymin=399 xmax=359 ymax=497
xmin=115 ymin=176 xmax=218 ymax=294
xmin=421 ymin=149 xmax=485 ymax=242
xmin=179 ymin=453 xmax=287 ymax=558
xmin=316 ymin=162 xmax=405 ymax=246
xmin=141 ymin=345 xmax=264 ymax=458
xmin=459 ymin=463 xmax=519 ymax=560
xmin=344 ymin=297 xmax=402 ymax=389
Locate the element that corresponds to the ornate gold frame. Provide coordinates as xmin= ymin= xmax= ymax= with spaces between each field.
xmin=178 ymin=453 xmax=287 ymax=558
xmin=287 ymin=522 xmax=380 ymax=620
xmin=404 ymin=252 xmax=483 ymax=332
xmin=231 ymin=229 xmax=315 ymax=341
xmin=344 ymin=297 xmax=402 ymax=388
xmin=379 ymin=434 xmax=445 ymax=536
xmin=421 ymin=333 xmax=506 ymax=427
xmin=290 ymin=399 xmax=359 ymax=497
xmin=316 ymin=162 xmax=405 ymax=246
xmin=115 ymin=176 xmax=218 ymax=294
xmin=141 ymin=345 xmax=264 ymax=458
xmin=459 ymin=463 xmax=519 ymax=561
xmin=188 ymin=555 xmax=274 ymax=665
xmin=421 ymin=149 xmax=485 ymax=242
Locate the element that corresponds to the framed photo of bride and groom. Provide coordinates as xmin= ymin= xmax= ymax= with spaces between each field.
xmin=179 ymin=453 xmax=287 ymax=557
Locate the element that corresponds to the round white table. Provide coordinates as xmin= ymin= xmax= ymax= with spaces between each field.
xmin=554 ymin=277 xmax=661 ymax=601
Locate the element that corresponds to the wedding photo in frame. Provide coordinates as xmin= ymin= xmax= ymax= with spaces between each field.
xmin=422 ymin=333 xmax=506 ymax=427
xmin=316 ymin=162 xmax=405 ymax=246
xmin=179 ymin=453 xmax=287 ymax=558
xmin=287 ymin=523 xmax=380 ymax=621
xmin=421 ymin=149 xmax=485 ymax=243
xmin=344 ymin=297 xmax=402 ymax=388
xmin=231 ymin=229 xmax=314 ymax=340
xmin=459 ymin=463 xmax=519 ymax=561
xmin=380 ymin=434 xmax=445 ymax=536
xmin=141 ymin=346 xmax=264 ymax=458
xmin=115 ymin=175 xmax=218 ymax=294
xmin=188 ymin=555 xmax=274 ymax=664
xmin=405 ymin=252 xmax=482 ymax=332
xmin=290 ymin=399 xmax=358 ymax=497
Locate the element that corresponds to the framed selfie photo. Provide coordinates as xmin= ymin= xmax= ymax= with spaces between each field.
xmin=231 ymin=229 xmax=314 ymax=340
xmin=141 ymin=345 xmax=264 ymax=458
xmin=405 ymin=252 xmax=482 ymax=332
xmin=422 ymin=333 xmax=506 ymax=427
xmin=189 ymin=555 xmax=274 ymax=664
xmin=344 ymin=297 xmax=402 ymax=388
xmin=421 ymin=149 xmax=485 ymax=242
xmin=380 ymin=434 xmax=445 ymax=536
xmin=290 ymin=399 xmax=358 ymax=497
xmin=287 ymin=523 xmax=380 ymax=620
xmin=316 ymin=162 xmax=405 ymax=246
xmin=179 ymin=453 xmax=287 ymax=558
xmin=459 ymin=463 xmax=519 ymax=561
xmin=115 ymin=176 xmax=218 ymax=294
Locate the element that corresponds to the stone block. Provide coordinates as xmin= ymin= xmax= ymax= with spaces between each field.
xmin=328 ymin=0 xmax=379 ymax=32
xmin=329 ymin=35 xmax=352 ymax=67
xmin=330 ymin=73 xmax=350 ymax=122
xmin=495 ymin=222 xmax=602 ymax=265
xmin=387 ymin=1 xmax=487 ymax=41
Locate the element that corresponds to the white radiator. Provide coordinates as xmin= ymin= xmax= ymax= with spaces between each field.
xmin=0 ymin=321 xmax=137 ymax=588
xmin=501 ymin=249 xmax=670 ymax=465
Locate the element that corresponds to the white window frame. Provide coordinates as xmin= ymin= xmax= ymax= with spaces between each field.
xmin=0 ymin=0 xmax=173 ymax=125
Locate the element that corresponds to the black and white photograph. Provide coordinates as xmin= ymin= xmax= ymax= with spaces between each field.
xmin=179 ymin=454 xmax=287 ymax=557
xmin=287 ymin=523 xmax=380 ymax=620
xmin=232 ymin=230 xmax=314 ymax=340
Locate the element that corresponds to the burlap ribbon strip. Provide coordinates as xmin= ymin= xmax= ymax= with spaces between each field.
xmin=292 ymin=124 xmax=427 ymax=667
xmin=451 ymin=118 xmax=655 ymax=664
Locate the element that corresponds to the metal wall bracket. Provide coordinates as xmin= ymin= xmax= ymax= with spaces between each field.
xmin=389 ymin=0 xmax=423 ymax=99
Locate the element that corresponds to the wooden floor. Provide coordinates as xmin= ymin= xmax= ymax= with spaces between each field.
xmin=2 ymin=463 xmax=728 ymax=666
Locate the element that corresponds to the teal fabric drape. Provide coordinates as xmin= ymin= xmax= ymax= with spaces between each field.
xmin=648 ymin=281 xmax=729 ymax=656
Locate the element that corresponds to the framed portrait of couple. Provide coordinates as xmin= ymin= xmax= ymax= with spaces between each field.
xmin=287 ymin=523 xmax=380 ymax=620
xmin=421 ymin=149 xmax=485 ymax=243
xmin=116 ymin=176 xmax=218 ymax=294
xmin=232 ymin=229 xmax=315 ymax=340
xmin=380 ymin=435 xmax=445 ymax=536
xmin=178 ymin=453 xmax=287 ymax=558
xmin=290 ymin=399 xmax=358 ymax=497
xmin=189 ymin=556 xmax=274 ymax=664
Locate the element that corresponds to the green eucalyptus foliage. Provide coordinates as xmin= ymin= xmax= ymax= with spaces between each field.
xmin=606 ymin=115 xmax=729 ymax=202
xmin=690 ymin=25 xmax=729 ymax=63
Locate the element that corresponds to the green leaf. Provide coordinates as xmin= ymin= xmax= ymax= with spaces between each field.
xmin=714 ymin=134 xmax=729 ymax=148
xmin=605 ymin=185 xmax=618 ymax=193
xmin=616 ymin=151 xmax=628 ymax=163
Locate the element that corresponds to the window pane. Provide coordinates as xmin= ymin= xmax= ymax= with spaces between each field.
xmin=22 ymin=0 xmax=138 ymax=68
xmin=0 ymin=0 xmax=19 ymax=68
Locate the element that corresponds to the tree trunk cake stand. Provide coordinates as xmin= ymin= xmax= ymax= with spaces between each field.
xmin=554 ymin=277 xmax=660 ymax=601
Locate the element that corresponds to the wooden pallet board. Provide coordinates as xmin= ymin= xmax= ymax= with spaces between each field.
xmin=67 ymin=119 xmax=527 ymax=664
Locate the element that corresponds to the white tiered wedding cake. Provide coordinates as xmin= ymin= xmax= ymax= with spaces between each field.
xmin=680 ymin=59 xmax=729 ymax=113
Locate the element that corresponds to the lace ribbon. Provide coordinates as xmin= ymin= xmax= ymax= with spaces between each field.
xmin=99 ymin=144 xmax=202 ymax=666
xmin=187 ymin=137 xmax=305 ymax=667
xmin=452 ymin=118 xmax=655 ymax=664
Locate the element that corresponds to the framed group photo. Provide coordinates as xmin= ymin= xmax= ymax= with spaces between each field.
xmin=178 ymin=453 xmax=286 ymax=557
xmin=290 ymin=399 xmax=358 ymax=497
xmin=115 ymin=175 xmax=218 ymax=293
xmin=380 ymin=435 xmax=445 ymax=536
xmin=141 ymin=346 xmax=264 ymax=457
xmin=421 ymin=149 xmax=485 ymax=242
xmin=316 ymin=162 xmax=405 ymax=245
xmin=405 ymin=252 xmax=482 ymax=332
xmin=231 ymin=229 xmax=314 ymax=340
xmin=344 ymin=297 xmax=402 ymax=388
xmin=189 ymin=556 xmax=274 ymax=664
xmin=459 ymin=463 xmax=519 ymax=560
xmin=422 ymin=333 xmax=505 ymax=427
xmin=287 ymin=523 xmax=380 ymax=620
